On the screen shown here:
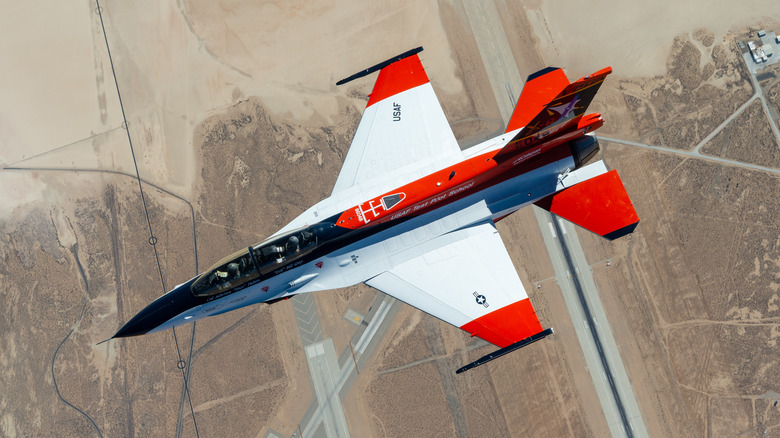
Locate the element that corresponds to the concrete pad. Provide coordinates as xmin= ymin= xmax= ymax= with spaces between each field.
xmin=343 ymin=308 xmax=364 ymax=326
xmin=0 ymin=1 xmax=123 ymax=165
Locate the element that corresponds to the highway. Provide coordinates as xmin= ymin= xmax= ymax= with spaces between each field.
xmin=461 ymin=1 xmax=649 ymax=436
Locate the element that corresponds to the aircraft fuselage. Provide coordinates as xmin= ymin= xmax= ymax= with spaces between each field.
xmin=113 ymin=125 xmax=598 ymax=338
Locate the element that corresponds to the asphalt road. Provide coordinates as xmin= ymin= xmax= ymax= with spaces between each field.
xmin=739 ymin=38 xmax=780 ymax=143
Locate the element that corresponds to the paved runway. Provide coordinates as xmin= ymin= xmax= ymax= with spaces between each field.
xmin=293 ymin=293 xmax=323 ymax=346
xmin=304 ymin=340 xmax=350 ymax=438
xmin=538 ymin=210 xmax=648 ymax=437
xmin=461 ymin=1 xmax=648 ymax=436
xmin=292 ymin=293 xmax=399 ymax=438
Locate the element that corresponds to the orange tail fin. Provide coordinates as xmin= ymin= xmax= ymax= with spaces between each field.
xmin=495 ymin=66 xmax=612 ymax=161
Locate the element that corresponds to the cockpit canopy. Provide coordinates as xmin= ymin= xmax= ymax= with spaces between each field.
xmin=191 ymin=223 xmax=332 ymax=297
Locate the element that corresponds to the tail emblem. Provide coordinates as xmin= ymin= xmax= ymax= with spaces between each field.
xmin=547 ymin=96 xmax=580 ymax=121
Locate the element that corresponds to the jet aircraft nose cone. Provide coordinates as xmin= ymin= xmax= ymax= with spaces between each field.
xmin=112 ymin=298 xmax=174 ymax=338
xmin=112 ymin=281 xmax=199 ymax=338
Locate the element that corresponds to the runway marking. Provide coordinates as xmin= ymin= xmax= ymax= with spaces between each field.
xmin=305 ymin=339 xmax=350 ymax=438
xmin=293 ymin=293 xmax=323 ymax=346
xmin=355 ymin=298 xmax=392 ymax=354
xmin=307 ymin=342 xmax=326 ymax=358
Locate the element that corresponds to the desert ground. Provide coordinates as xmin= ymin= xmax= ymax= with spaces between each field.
xmin=3 ymin=0 xmax=780 ymax=437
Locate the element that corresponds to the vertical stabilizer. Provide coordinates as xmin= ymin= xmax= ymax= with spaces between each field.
xmin=505 ymin=67 xmax=569 ymax=133
xmin=495 ymin=67 xmax=612 ymax=161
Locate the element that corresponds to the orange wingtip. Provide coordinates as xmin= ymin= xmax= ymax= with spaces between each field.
xmin=366 ymin=54 xmax=429 ymax=107
xmin=460 ymin=298 xmax=543 ymax=348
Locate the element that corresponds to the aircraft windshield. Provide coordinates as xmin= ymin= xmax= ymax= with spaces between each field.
xmin=191 ymin=223 xmax=334 ymax=297
xmin=190 ymin=248 xmax=258 ymax=297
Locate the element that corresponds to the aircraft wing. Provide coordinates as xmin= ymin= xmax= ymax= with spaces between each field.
xmin=332 ymin=51 xmax=463 ymax=195
xmin=366 ymin=221 xmax=545 ymax=349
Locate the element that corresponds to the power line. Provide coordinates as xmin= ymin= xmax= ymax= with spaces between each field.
xmin=94 ymin=2 xmax=200 ymax=435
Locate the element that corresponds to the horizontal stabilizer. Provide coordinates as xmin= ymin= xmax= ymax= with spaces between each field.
xmin=456 ymin=328 xmax=553 ymax=374
xmin=535 ymin=169 xmax=639 ymax=239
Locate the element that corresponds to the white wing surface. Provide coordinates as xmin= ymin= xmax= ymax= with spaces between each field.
xmin=332 ymin=53 xmax=462 ymax=194
xmin=367 ymin=221 xmax=544 ymax=348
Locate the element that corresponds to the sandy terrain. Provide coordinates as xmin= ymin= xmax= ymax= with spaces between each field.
xmin=4 ymin=0 xmax=780 ymax=437
xmin=1 ymin=1 xmax=471 ymax=436
xmin=0 ymin=2 xmax=123 ymax=165
xmin=524 ymin=0 xmax=780 ymax=78
xmin=574 ymin=24 xmax=780 ymax=436
xmin=584 ymin=140 xmax=780 ymax=436
xmin=701 ymin=101 xmax=780 ymax=167
xmin=601 ymin=32 xmax=754 ymax=147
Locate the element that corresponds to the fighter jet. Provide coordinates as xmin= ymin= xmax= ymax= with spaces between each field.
xmin=112 ymin=47 xmax=638 ymax=373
